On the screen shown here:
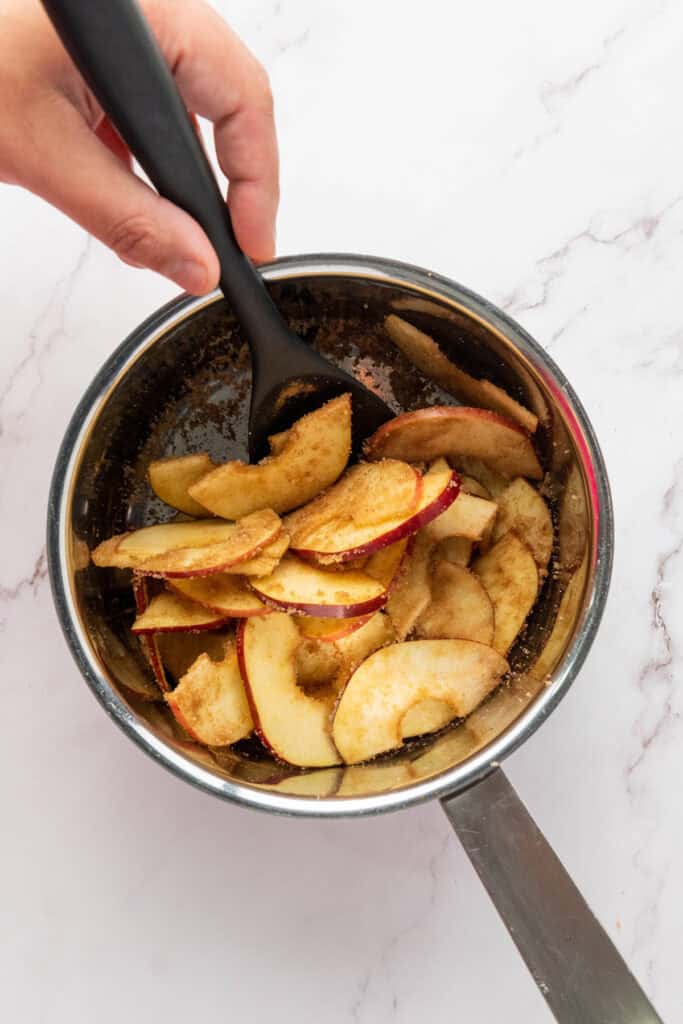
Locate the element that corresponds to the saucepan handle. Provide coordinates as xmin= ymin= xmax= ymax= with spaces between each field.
xmin=441 ymin=770 xmax=663 ymax=1023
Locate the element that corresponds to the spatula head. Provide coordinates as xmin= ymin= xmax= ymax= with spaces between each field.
xmin=247 ymin=329 xmax=393 ymax=460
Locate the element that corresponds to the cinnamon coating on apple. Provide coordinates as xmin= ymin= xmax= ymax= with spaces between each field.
xmin=92 ymin=393 xmax=554 ymax=767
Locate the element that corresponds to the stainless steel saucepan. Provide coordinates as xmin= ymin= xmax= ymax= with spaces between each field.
xmin=47 ymin=254 xmax=662 ymax=1023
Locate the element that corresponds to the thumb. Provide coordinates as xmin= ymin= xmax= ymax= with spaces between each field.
xmin=23 ymin=100 xmax=219 ymax=294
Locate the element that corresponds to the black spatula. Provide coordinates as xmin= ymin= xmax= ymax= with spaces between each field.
xmin=41 ymin=0 xmax=392 ymax=459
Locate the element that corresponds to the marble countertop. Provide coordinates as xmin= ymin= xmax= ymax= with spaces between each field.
xmin=1 ymin=1 xmax=681 ymax=1020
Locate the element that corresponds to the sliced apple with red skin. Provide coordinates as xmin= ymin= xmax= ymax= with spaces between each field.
xmin=132 ymin=590 xmax=232 ymax=633
xmin=250 ymin=554 xmax=386 ymax=618
xmin=165 ymin=643 xmax=253 ymax=746
xmin=384 ymin=315 xmax=539 ymax=434
xmin=385 ymin=532 xmax=433 ymax=639
xmin=188 ymin=395 xmax=352 ymax=518
xmin=492 ymin=477 xmax=553 ymax=569
xmin=169 ymin=574 xmax=268 ymax=617
xmin=332 ymin=639 xmax=508 ymax=763
xmin=416 ymin=561 xmax=494 ymax=644
xmin=92 ymin=510 xmax=282 ymax=577
xmin=286 ymin=459 xmax=422 ymax=563
xmin=435 ymin=535 xmax=472 ymax=568
xmin=295 ymin=613 xmax=373 ymax=642
xmin=219 ymin=532 xmax=289 ymax=576
xmin=148 ymin=453 xmax=215 ymax=517
xmin=292 ymin=467 xmax=459 ymax=565
xmin=132 ymin=575 xmax=169 ymax=691
xmin=473 ymin=533 xmax=538 ymax=655
xmin=364 ymin=406 xmax=542 ymax=480
xmin=237 ymin=614 xmax=340 ymax=767
xmin=94 ymin=518 xmax=243 ymax=567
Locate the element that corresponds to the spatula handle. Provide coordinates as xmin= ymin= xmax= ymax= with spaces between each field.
xmin=41 ymin=0 xmax=281 ymax=332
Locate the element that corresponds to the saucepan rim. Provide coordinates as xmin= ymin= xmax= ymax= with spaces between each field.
xmin=47 ymin=252 xmax=613 ymax=818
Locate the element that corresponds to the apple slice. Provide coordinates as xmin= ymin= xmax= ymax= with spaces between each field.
xmin=492 ymin=477 xmax=553 ymax=569
xmin=424 ymin=489 xmax=497 ymax=544
xmin=401 ymin=699 xmax=456 ymax=738
xmin=188 ymin=395 xmax=352 ymax=518
xmin=384 ymin=315 xmax=539 ymax=433
xmin=295 ymin=613 xmax=373 ymax=642
xmin=451 ymin=456 xmax=509 ymax=499
xmin=435 ymin=536 xmax=472 ymax=567
xmin=131 ymin=575 xmax=168 ymax=691
xmin=460 ymin=475 xmax=492 ymax=500
xmin=237 ymin=614 xmax=340 ymax=767
xmin=421 ymin=460 xmax=497 ymax=548
xmin=385 ymin=532 xmax=433 ymax=639
xmin=132 ymin=590 xmax=232 ymax=633
xmin=365 ymin=407 xmax=542 ymax=480
xmin=250 ymin=554 xmax=386 ymax=618
xmin=332 ymin=640 xmax=508 ymax=763
xmin=364 ymin=537 xmax=410 ymax=590
xmin=291 ymin=466 xmax=458 ymax=564
xmin=335 ymin=611 xmax=395 ymax=673
xmin=219 ymin=532 xmax=290 ymax=576
xmin=286 ymin=459 xmax=421 ymax=550
xmin=165 ymin=643 xmax=253 ymax=746
xmin=473 ymin=533 xmax=538 ymax=655
xmin=148 ymin=453 xmax=214 ymax=517
xmin=416 ymin=561 xmax=495 ymax=644
xmin=267 ymin=428 xmax=289 ymax=456
xmin=169 ymin=574 xmax=268 ymax=617
xmin=92 ymin=510 xmax=282 ymax=577
xmin=295 ymin=638 xmax=342 ymax=690
xmin=156 ymin=630 xmax=230 ymax=682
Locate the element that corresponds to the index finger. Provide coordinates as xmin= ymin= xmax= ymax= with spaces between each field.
xmin=144 ymin=0 xmax=279 ymax=262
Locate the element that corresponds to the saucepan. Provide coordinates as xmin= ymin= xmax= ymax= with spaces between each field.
xmin=47 ymin=253 xmax=662 ymax=1023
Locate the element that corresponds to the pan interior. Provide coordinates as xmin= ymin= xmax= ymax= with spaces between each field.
xmin=64 ymin=271 xmax=596 ymax=802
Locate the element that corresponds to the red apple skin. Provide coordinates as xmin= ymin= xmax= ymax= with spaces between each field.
xmin=132 ymin=576 xmax=170 ymax=691
xmin=363 ymin=406 xmax=542 ymax=480
xmin=292 ymin=472 xmax=460 ymax=565
xmin=253 ymin=590 xmax=388 ymax=620
xmin=366 ymin=405 xmax=528 ymax=452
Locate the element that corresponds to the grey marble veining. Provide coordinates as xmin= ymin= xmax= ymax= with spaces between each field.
xmin=1 ymin=1 xmax=681 ymax=1021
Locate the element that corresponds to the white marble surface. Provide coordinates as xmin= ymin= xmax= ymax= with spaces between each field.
xmin=1 ymin=1 xmax=681 ymax=1020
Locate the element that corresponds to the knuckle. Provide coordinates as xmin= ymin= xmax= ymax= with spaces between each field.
xmin=107 ymin=213 xmax=161 ymax=267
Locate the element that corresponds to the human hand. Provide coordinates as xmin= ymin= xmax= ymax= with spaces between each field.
xmin=0 ymin=0 xmax=279 ymax=294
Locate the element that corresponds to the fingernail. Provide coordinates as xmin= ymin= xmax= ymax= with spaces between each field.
xmin=163 ymin=258 xmax=209 ymax=294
